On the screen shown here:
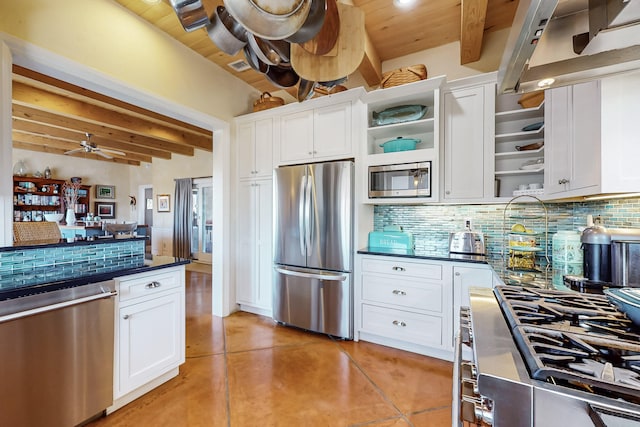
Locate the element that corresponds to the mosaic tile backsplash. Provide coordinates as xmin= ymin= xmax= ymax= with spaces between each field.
xmin=374 ymin=197 xmax=640 ymax=270
xmin=0 ymin=239 xmax=146 ymax=291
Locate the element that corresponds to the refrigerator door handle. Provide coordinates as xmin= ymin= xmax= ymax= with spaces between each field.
xmin=298 ymin=175 xmax=307 ymax=257
xmin=305 ymin=176 xmax=313 ymax=254
xmin=274 ymin=267 xmax=348 ymax=282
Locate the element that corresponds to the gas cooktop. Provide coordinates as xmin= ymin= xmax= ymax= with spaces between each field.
xmin=494 ymin=286 xmax=640 ymax=405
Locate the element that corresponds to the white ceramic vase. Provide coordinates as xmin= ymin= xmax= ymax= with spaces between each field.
xmin=65 ymin=208 xmax=76 ymax=226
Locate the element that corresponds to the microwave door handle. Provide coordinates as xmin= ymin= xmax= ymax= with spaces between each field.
xmin=298 ymin=175 xmax=307 ymax=256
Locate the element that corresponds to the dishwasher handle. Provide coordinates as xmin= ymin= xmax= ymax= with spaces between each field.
xmin=0 ymin=290 xmax=117 ymax=323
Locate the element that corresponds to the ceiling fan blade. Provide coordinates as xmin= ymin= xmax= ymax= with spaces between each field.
xmin=101 ymin=147 xmax=126 ymax=156
xmin=64 ymin=148 xmax=84 ymax=155
xmin=95 ymin=150 xmax=113 ymax=159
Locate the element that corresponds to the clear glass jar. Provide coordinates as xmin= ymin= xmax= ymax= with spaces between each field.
xmin=552 ymin=230 xmax=583 ymax=265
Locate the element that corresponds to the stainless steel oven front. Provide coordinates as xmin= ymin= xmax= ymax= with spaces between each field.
xmin=368 ymin=161 xmax=431 ymax=198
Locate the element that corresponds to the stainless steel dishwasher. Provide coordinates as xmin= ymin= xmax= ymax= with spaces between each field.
xmin=0 ymin=280 xmax=117 ymax=427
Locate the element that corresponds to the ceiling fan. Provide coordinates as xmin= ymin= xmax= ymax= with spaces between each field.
xmin=64 ymin=133 xmax=125 ymax=159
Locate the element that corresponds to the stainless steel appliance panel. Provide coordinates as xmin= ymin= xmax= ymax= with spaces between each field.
xmin=0 ymin=283 xmax=116 ymax=427
xmin=368 ymin=162 xmax=431 ymax=198
xmin=273 ymin=266 xmax=352 ymax=339
xmin=307 ymin=161 xmax=353 ymax=272
xmin=273 ymin=164 xmax=307 ymax=268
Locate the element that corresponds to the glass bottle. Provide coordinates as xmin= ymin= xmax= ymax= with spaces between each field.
xmin=12 ymin=160 xmax=27 ymax=177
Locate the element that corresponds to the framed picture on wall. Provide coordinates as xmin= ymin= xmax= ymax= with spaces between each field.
xmin=95 ymin=185 xmax=115 ymax=199
xmin=157 ymin=194 xmax=170 ymax=212
xmin=95 ymin=202 xmax=116 ymax=219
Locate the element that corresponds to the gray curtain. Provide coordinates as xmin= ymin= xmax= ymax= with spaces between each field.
xmin=173 ymin=178 xmax=193 ymax=259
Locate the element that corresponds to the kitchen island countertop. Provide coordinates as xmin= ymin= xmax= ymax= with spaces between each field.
xmin=357 ymin=247 xmax=489 ymax=264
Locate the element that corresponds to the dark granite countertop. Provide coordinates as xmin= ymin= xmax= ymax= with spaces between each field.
xmin=0 ymin=255 xmax=190 ymax=301
xmin=357 ymin=247 xmax=489 ymax=264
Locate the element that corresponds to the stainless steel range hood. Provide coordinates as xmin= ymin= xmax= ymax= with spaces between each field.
xmin=498 ymin=0 xmax=640 ymax=94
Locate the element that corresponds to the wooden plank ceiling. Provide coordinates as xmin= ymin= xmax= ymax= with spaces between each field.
xmin=115 ymin=0 xmax=519 ymax=93
xmin=12 ymin=65 xmax=213 ymax=166
xmin=11 ymin=0 xmax=518 ymax=165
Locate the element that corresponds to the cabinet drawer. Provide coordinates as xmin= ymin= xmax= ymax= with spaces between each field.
xmin=362 ymin=274 xmax=443 ymax=313
xmin=361 ymin=304 xmax=443 ymax=347
xmin=118 ymin=269 xmax=182 ymax=302
xmin=361 ymin=257 xmax=442 ymax=280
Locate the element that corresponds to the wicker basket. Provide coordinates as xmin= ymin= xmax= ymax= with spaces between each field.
xmin=253 ymin=92 xmax=285 ymax=112
xmin=518 ymin=91 xmax=544 ymax=108
xmin=381 ymin=64 xmax=427 ymax=89
xmin=13 ymin=221 xmax=62 ymax=243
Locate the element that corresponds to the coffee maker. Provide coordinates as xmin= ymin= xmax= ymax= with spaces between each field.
xmin=565 ymin=226 xmax=640 ymax=292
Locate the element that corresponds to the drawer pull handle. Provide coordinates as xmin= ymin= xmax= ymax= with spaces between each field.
xmin=392 ymin=320 xmax=407 ymax=327
xmin=145 ymin=281 xmax=161 ymax=289
xmin=392 ymin=289 xmax=406 ymax=296
xmin=392 ymin=266 xmax=405 ymax=272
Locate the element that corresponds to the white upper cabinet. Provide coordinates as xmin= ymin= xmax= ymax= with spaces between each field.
xmin=442 ymin=82 xmax=494 ymax=201
xmin=278 ymin=100 xmax=354 ymax=165
xmin=544 ymin=70 xmax=640 ymax=199
xmin=237 ymin=118 xmax=274 ymax=179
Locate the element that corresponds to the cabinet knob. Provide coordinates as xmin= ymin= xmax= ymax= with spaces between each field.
xmin=308 ymin=151 xmax=313 ymax=155
xmin=392 ymin=289 xmax=407 ymax=296
xmin=123 ymin=314 xmax=130 ymax=320
xmin=313 ymin=151 xmax=317 ymax=154
xmin=446 ymin=190 xmax=451 ymax=195
xmin=455 ymin=272 xmax=461 ymax=276
xmin=392 ymin=320 xmax=407 ymax=327
xmin=558 ymin=178 xmax=570 ymax=185
xmin=392 ymin=266 xmax=405 ymax=272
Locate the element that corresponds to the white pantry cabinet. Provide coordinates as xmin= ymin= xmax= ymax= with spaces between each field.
xmin=278 ymin=101 xmax=353 ymax=164
xmin=235 ymin=178 xmax=273 ymax=315
xmin=442 ymin=82 xmax=495 ymax=201
xmin=544 ymin=71 xmax=640 ymax=199
xmin=236 ymin=118 xmax=274 ymax=179
xmin=110 ymin=266 xmax=185 ymax=412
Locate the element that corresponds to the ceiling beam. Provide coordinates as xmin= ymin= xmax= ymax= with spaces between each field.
xmin=460 ymin=0 xmax=489 ymax=65
xmin=12 ymin=119 xmax=172 ymax=160
xmin=12 ymin=104 xmax=194 ymax=156
xmin=11 ymin=81 xmax=212 ymax=151
xmin=13 ymin=65 xmax=212 ymax=138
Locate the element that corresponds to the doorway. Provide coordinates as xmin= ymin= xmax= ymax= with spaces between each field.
xmin=191 ymin=178 xmax=212 ymax=263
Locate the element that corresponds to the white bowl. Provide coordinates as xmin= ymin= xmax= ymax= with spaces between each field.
xmin=43 ymin=213 xmax=64 ymax=223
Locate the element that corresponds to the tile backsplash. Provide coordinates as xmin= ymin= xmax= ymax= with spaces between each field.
xmin=374 ymin=197 xmax=640 ymax=267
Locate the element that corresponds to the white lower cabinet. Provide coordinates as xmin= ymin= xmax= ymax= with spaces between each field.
xmin=109 ymin=266 xmax=186 ymax=413
xmin=356 ymin=255 xmax=494 ymax=361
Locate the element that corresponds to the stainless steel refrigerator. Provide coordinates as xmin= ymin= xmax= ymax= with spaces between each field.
xmin=273 ymin=160 xmax=354 ymax=339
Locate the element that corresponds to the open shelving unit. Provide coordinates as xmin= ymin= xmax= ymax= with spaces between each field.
xmin=494 ymin=92 xmax=545 ymax=198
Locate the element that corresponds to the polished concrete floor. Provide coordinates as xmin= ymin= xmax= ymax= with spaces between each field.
xmin=89 ymin=271 xmax=454 ymax=427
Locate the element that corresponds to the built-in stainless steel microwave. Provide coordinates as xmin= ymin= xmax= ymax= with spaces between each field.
xmin=368 ymin=162 xmax=431 ymax=198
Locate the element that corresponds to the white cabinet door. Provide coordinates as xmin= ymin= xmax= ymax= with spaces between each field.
xmin=279 ymin=110 xmax=314 ymax=164
xmin=443 ymin=86 xmax=490 ymax=200
xmin=313 ymin=102 xmax=352 ymax=160
xmin=117 ymin=292 xmax=183 ymax=397
xmin=254 ymin=118 xmax=274 ymax=178
xmin=236 ymin=179 xmax=273 ymax=311
xmin=545 ymin=81 xmax=601 ymax=196
xmin=452 ymin=265 xmax=493 ymax=347
xmin=237 ymin=119 xmax=273 ymax=179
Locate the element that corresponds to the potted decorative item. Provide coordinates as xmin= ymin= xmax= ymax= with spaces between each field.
xmin=62 ymin=180 xmax=82 ymax=225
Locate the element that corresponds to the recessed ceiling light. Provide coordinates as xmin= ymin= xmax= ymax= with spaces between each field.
xmin=142 ymin=0 xmax=161 ymax=5
xmin=537 ymin=78 xmax=555 ymax=88
xmin=393 ymin=0 xmax=416 ymax=9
